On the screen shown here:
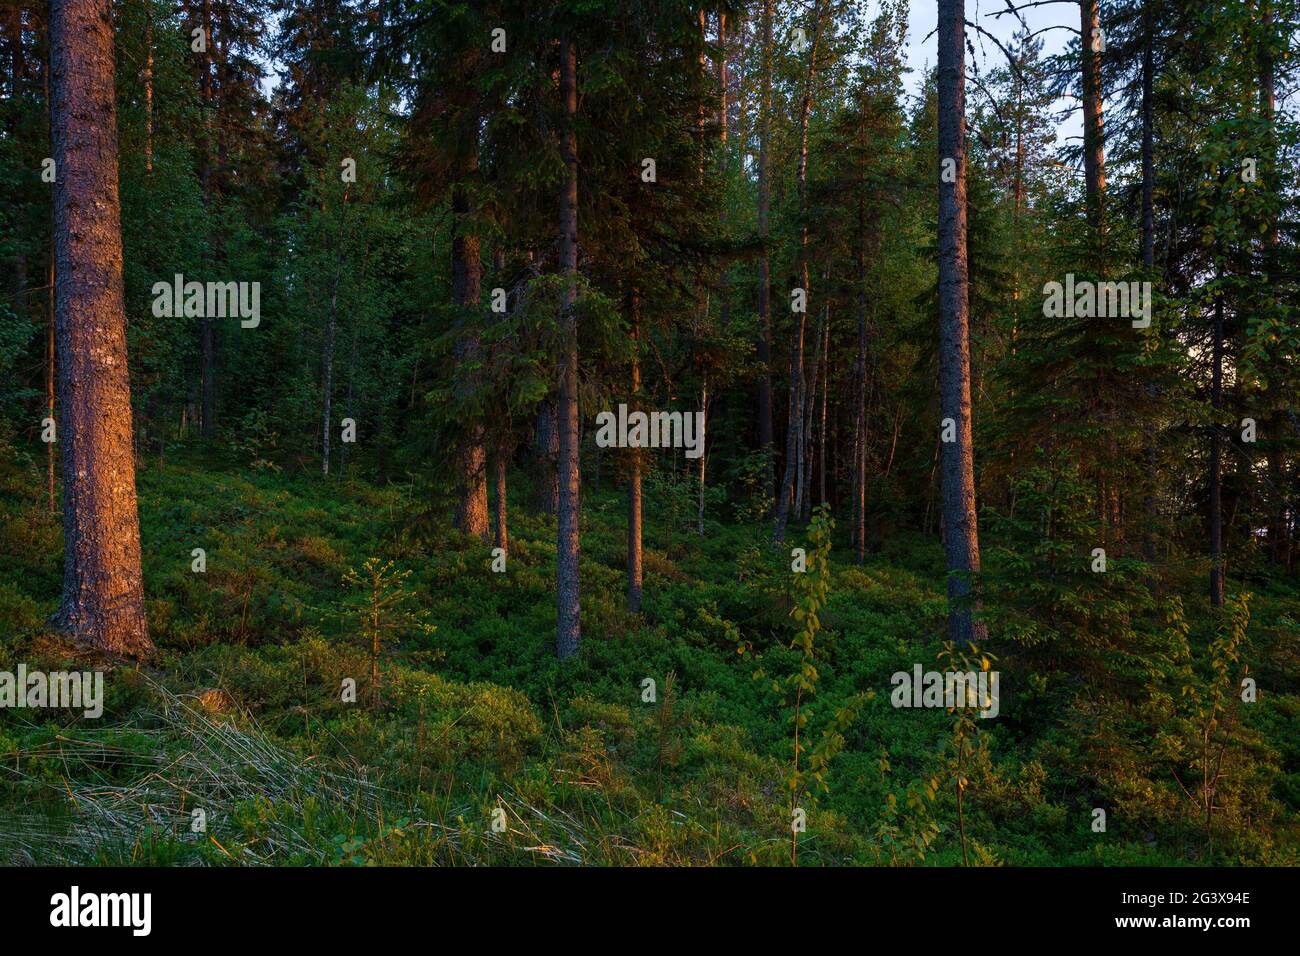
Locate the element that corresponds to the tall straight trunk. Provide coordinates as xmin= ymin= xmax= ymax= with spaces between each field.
xmin=198 ymin=0 xmax=216 ymax=436
xmin=144 ymin=11 xmax=152 ymax=174
xmin=43 ymin=49 xmax=55 ymax=511
xmin=717 ymin=12 xmax=727 ymax=147
xmin=937 ymin=0 xmax=982 ymax=645
xmin=452 ymin=175 xmax=489 ymax=538
xmin=628 ymin=289 xmax=643 ymax=611
xmin=1140 ymin=7 xmax=1158 ymax=560
xmin=534 ymin=401 xmax=559 ymax=514
xmin=1209 ymin=294 xmax=1225 ymax=608
xmin=773 ymin=0 xmax=823 ymax=544
xmin=755 ymin=0 xmax=774 ymax=499
xmin=1140 ymin=9 xmax=1154 ymax=271
xmin=799 ymin=301 xmax=827 ymax=520
xmin=47 ymin=254 xmax=56 ymax=513
xmin=555 ymin=36 xmax=581 ymax=660
xmin=494 ymin=449 xmax=509 ymax=554
xmin=854 ymin=224 xmax=867 ymax=563
xmin=1079 ymin=0 xmax=1106 ymax=228
xmin=818 ymin=316 xmax=828 ymax=506
xmin=9 ymin=10 xmax=26 ymax=309
xmin=1257 ymin=0 xmax=1287 ymax=565
xmin=700 ymin=10 xmax=725 ymax=536
xmin=773 ymin=266 xmax=806 ymax=545
xmin=340 ymin=239 xmax=369 ymax=479
xmin=341 ymin=321 xmax=358 ymax=476
xmin=320 ymin=188 xmax=350 ymax=477
xmin=48 ymin=0 xmax=151 ymax=656
xmin=697 ymin=374 xmax=708 ymax=533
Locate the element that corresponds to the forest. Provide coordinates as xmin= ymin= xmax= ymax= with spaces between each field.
xmin=0 ymin=0 xmax=1297 ymax=869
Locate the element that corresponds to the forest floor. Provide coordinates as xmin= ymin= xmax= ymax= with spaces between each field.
xmin=1 ymin=446 xmax=1297 ymax=866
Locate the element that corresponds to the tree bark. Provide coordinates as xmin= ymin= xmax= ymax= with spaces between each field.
xmin=773 ymin=0 xmax=823 ymax=544
xmin=494 ymin=448 xmax=509 ymax=554
xmin=1140 ymin=7 xmax=1158 ymax=561
xmin=144 ymin=11 xmax=153 ymax=174
xmin=47 ymin=254 xmax=56 ymax=513
xmin=937 ymin=0 xmax=982 ymax=645
xmin=628 ymin=289 xmax=643 ymax=612
xmin=854 ymin=219 xmax=867 ymax=563
xmin=1140 ymin=7 xmax=1154 ymax=271
xmin=199 ymin=0 xmax=216 ymax=437
xmin=1209 ymin=293 xmax=1225 ymax=608
xmin=555 ymin=36 xmax=581 ymax=660
xmin=1257 ymin=0 xmax=1287 ymax=566
xmin=452 ymin=173 xmax=489 ymax=539
xmin=755 ymin=0 xmax=775 ymax=501
xmin=320 ymin=188 xmax=350 ymax=477
xmin=1079 ymin=0 xmax=1106 ymax=228
xmin=818 ymin=315 xmax=828 ymax=507
xmin=48 ymin=0 xmax=151 ymax=656
xmin=697 ymin=374 xmax=708 ymax=533
xmin=534 ymin=401 xmax=559 ymax=514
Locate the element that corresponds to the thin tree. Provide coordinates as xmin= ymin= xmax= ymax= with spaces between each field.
xmin=755 ymin=0 xmax=775 ymax=501
xmin=937 ymin=0 xmax=983 ymax=645
xmin=452 ymin=153 xmax=489 ymax=539
xmin=774 ymin=0 xmax=826 ymax=545
xmin=555 ymin=35 xmax=581 ymax=660
xmin=628 ymin=287 xmax=643 ymax=612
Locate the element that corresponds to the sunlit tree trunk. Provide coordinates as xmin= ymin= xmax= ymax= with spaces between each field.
xmin=48 ymin=0 xmax=151 ymax=656
xmin=628 ymin=288 xmax=643 ymax=611
xmin=755 ymin=0 xmax=775 ymax=501
xmin=937 ymin=0 xmax=982 ymax=645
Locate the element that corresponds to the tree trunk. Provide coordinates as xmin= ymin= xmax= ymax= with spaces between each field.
xmin=47 ymin=254 xmax=56 ymax=513
xmin=320 ymin=188 xmax=350 ymax=477
xmin=697 ymin=374 xmax=708 ymax=534
xmin=1140 ymin=7 xmax=1154 ymax=271
xmin=494 ymin=448 xmax=509 ymax=554
xmin=9 ymin=10 xmax=27 ymax=311
xmin=452 ymin=173 xmax=489 ymax=539
xmin=1140 ymin=7 xmax=1157 ymax=560
xmin=198 ymin=0 xmax=216 ymax=437
xmin=937 ymin=0 xmax=982 ymax=645
xmin=534 ymin=401 xmax=559 ymax=514
xmin=854 ymin=199 xmax=868 ymax=562
xmin=801 ymin=298 xmax=827 ymax=519
xmin=555 ymin=36 xmax=581 ymax=660
xmin=818 ymin=315 xmax=829 ymax=506
xmin=1257 ymin=0 xmax=1287 ymax=566
xmin=1209 ymin=294 xmax=1225 ymax=608
xmin=1080 ymin=0 xmax=1106 ymax=228
xmin=48 ymin=0 xmax=151 ymax=657
xmin=144 ymin=12 xmax=153 ymax=174
xmin=772 ymin=0 xmax=823 ymax=544
xmin=628 ymin=289 xmax=643 ymax=611
xmin=755 ymin=0 xmax=775 ymax=501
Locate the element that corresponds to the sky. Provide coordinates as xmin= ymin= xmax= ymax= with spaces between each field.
xmin=898 ymin=0 xmax=1084 ymax=148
